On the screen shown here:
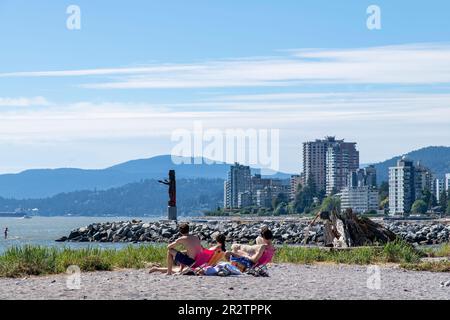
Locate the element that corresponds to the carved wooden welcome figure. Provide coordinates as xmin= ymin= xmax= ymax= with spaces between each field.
xmin=158 ymin=170 xmax=177 ymax=207
xmin=158 ymin=170 xmax=178 ymax=220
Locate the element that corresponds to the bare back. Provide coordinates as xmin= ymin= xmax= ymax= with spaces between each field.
xmin=177 ymin=235 xmax=203 ymax=259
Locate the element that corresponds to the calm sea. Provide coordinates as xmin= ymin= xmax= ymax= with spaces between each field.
xmin=0 ymin=216 xmax=165 ymax=254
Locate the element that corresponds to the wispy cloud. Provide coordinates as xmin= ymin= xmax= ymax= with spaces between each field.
xmin=1 ymin=43 xmax=450 ymax=89
xmin=0 ymin=65 xmax=204 ymax=78
xmin=0 ymin=43 xmax=449 ymax=172
xmin=0 ymin=96 xmax=50 ymax=107
xmin=1 ymin=90 xmax=449 ymax=142
xmin=0 ymin=91 xmax=448 ymax=172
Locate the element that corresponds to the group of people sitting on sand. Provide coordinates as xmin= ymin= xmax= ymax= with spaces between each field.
xmin=149 ymin=223 xmax=275 ymax=277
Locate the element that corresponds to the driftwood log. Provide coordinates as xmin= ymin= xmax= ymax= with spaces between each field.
xmin=314 ymin=209 xmax=397 ymax=248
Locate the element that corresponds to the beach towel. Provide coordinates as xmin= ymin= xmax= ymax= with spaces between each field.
xmin=203 ymin=262 xmax=242 ymax=276
xmin=230 ymin=256 xmax=255 ymax=272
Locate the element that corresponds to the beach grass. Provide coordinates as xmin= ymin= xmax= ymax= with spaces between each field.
xmin=0 ymin=240 xmax=439 ymax=278
xmin=274 ymin=239 xmax=422 ymax=265
xmin=0 ymin=245 xmax=167 ymax=278
xmin=397 ymin=243 xmax=450 ymax=272
xmin=400 ymin=261 xmax=450 ymax=273
xmin=423 ymin=243 xmax=450 ymax=258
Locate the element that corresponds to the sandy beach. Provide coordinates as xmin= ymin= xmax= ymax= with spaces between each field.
xmin=1 ymin=264 xmax=449 ymax=300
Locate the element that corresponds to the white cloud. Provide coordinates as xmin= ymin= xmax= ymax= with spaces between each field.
xmin=0 ymin=91 xmax=448 ymax=173
xmin=0 ymin=43 xmax=449 ymax=172
xmin=0 ymin=91 xmax=449 ymax=142
xmin=1 ymin=43 xmax=450 ymax=89
xmin=0 ymin=65 xmax=204 ymax=78
xmin=0 ymin=96 xmax=50 ymax=107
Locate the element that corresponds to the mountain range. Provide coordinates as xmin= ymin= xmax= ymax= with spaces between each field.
xmin=0 ymin=147 xmax=449 ymax=216
xmin=0 ymin=178 xmax=224 ymax=217
xmin=0 ymin=155 xmax=291 ymax=199
xmin=0 ymin=147 xmax=449 ymax=201
xmin=372 ymin=146 xmax=450 ymax=183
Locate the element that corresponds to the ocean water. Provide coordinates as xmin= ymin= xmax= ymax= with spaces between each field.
xmin=0 ymin=216 xmax=163 ymax=254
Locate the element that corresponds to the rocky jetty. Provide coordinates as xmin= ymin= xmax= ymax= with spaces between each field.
xmin=57 ymin=220 xmax=450 ymax=246
xmin=57 ymin=220 xmax=318 ymax=245
xmin=387 ymin=222 xmax=450 ymax=245
xmin=56 ymin=219 xmax=450 ymax=246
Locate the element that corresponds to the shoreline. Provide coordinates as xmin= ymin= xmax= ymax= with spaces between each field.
xmin=2 ymin=263 xmax=450 ymax=300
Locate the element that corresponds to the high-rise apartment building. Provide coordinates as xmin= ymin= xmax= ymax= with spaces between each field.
xmin=303 ymin=137 xmax=359 ymax=194
xmin=302 ymin=137 xmax=334 ymax=192
xmin=389 ymin=157 xmax=415 ymax=215
xmin=415 ymin=162 xmax=433 ymax=197
xmin=237 ymin=191 xmax=253 ymax=208
xmin=290 ymin=175 xmax=302 ymax=200
xmin=436 ymin=174 xmax=450 ymax=202
xmin=435 ymin=178 xmax=445 ymax=202
xmin=224 ymin=163 xmax=252 ymax=209
xmin=348 ymin=166 xmax=377 ymax=188
xmin=223 ymin=180 xmax=230 ymax=209
xmin=251 ymin=174 xmax=272 ymax=195
xmin=256 ymin=188 xmax=273 ymax=208
xmin=363 ymin=165 xmax=377 ymax=188
xmin=325 ymin=140 xmax=360 ymax=195
xmin=389 ymin=157 xmax=433 ymax=215
xmin=340 ymin=166 xmax=378 ymax=214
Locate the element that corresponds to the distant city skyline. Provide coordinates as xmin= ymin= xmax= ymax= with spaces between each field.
xmin=0 ymin=1 xmax=449 ymax=174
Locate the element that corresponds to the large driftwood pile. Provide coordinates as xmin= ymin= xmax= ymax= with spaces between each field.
xmin=314 ymin=209 xmax=397 ymax=248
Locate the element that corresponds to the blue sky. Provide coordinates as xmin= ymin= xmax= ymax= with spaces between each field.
xmin=0 ymin=0 xmax=449 ymax=174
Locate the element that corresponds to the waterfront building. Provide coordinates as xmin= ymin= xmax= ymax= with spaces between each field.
xmin=256 ymin=188 xmax=273 ymax=208
xmin=340 ymin=166 xmax=378 ymax=214
xmin=389 ymin=157 xmax=433 ymax=215
xmin=302 ymin=137 xmax=335 ymax=193
xmin=290 ymin=175 xmax=302 ymax=200
xmin=415 ymin=162 xmax=433 ymax=198
xmin=224 ymin=163 xmax=252 ymax=209
xmin=325 ymin=140 xmax=360 ymax=195
xmin=435 ymin=178 xmax=445 ymax=202
xmin=340 ymin=186 xmax=379 ymax=214
xmin=238 ymin=191 xmax=253 ymax=208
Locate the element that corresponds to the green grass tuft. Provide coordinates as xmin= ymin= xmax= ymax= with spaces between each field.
xmin=423 ymin=243 xmax=450 ymax=258
xmin=274 ymin=241 xmax=421 ymax=265
xmin=0 ymin=245 xmax=167 ymax=278
xmin=381 ymin=240 xmax=423 ymax=263
xmin=401 ymin=261 xmax=450 ymax=273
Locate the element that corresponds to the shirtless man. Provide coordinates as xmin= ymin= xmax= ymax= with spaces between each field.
xmin=149 ymin=223 xmax=203 ymax=275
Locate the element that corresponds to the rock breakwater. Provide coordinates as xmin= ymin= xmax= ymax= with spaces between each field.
xmin=56 ymin=220 xmax=450 ymax=246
